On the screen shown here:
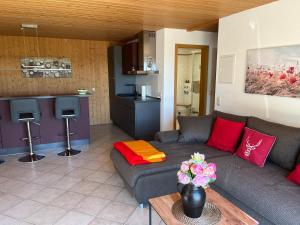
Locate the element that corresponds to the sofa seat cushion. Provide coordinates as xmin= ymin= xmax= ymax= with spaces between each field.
xmin=208 ymin=156 xmax=300 ymax=225
xmin=110 ymin=141 xmax=230 ymax=188
xmin=247 ymin=117 xmax=300 ymax=170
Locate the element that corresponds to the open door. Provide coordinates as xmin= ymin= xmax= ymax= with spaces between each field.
xmin=174 ymin=44 xmax=209 ymax=129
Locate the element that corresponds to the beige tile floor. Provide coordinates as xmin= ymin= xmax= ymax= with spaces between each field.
xmin=0 ymin=125 xmax=165 ymax=225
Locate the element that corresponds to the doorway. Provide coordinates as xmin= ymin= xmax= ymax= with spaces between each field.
xmin=174 ymin=44 xmax=209 ymax=129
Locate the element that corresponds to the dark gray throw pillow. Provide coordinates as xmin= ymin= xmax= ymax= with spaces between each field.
xmin=178 ymin=115 xmax=213 ymax=144
xmin=213 ymin=110 xmax=248 ymax=123
xmin=247 ymin=117 xmax=300 ymax=170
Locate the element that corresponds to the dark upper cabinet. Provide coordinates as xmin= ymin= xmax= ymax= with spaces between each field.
xmin=122 ymin=42 xmax=138 ymax=74
xmin=108 ymin=46 xmax=136 ymax=95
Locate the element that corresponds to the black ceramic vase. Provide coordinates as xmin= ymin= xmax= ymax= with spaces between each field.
xmin=179 ymin=183 xmax=206 ymax=218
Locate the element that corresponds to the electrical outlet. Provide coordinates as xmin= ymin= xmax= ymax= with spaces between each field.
xmin=216 ymin=96 xmax=221 ymax=106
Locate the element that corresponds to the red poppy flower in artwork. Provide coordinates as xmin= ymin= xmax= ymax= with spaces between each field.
xmin=279 ymin=73 xmax=287 ymax=80
xmin=287 ymin=67 xmax=295 ymax=74
xmin=269 ymin=72 xmax=273 ymax=78
xmin=289 ymin=76 xmax=297 ymax=84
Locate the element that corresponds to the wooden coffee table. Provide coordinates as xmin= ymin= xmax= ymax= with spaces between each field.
xmin=148 ymin=188 xmax=258 ymax=225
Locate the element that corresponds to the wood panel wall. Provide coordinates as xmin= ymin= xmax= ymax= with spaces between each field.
xmin=0 ymin=35 xmax=110 ymax=125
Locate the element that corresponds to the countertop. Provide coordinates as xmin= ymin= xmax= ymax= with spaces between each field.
xmin=115 ymin=94 xmax=160 ymax=103
xmin=0 ymin=93 xmax=92 ymax=101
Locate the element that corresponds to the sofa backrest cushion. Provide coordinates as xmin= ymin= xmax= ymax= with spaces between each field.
xmin=247 ymin=117 xmax=300 ymax=170
xmin=207 ymin=117 xmax=245 ymax=153
xmin=213 ymin=110 xmax=248 ymax=123
xmin=178 ymin=115 xmax=213 ymax=144
xmin=236 ymin=127 xmax=276 ymax=167
xmin=287 ymin=164 xmax=300 ymax=185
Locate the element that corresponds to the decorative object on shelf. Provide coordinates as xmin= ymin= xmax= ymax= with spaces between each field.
xmin=245 ymin=44 xmax=300 ymax=98
xmin=172 ymin=199 xmax=221 ymax=225
xmin=21 ymin=57 xmax=72 ymax=78
xmin=77 ymin=89 xmax=88 ymax=95
xmin=177 ymin=153 xmax=217 ymax=218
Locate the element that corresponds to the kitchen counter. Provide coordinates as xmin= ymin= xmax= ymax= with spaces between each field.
xmin=115 ymin=95 xmax=160 ymax=103
xmin=0 ymin=94 xmax=90 ymax=155
xmin=111 ymin=94 xmax=160 ymax=140
xmin=0 ymin=93 xmax=92 ymax=101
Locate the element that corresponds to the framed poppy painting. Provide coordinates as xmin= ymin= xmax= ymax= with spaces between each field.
xmin=245 ymin=45 xmax=300 ymax=98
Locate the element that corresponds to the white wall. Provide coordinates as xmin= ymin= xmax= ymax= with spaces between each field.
xmin=216 ymin=0 xmax=300 ymax=127
xmin=156 ymin=28 xmax=218 ymax=131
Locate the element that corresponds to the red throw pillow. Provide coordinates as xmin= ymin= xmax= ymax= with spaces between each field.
xmin=207 ymin=117 xmax=245 ymax=153
xmin=236 ymin=127 xmax=276 ymax=167
xmin=287 ymin=164 xmax=300 ymax=185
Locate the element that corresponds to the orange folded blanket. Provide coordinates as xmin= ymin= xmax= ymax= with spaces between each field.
xmin=113 ymin=140 xmax=166 ymax=165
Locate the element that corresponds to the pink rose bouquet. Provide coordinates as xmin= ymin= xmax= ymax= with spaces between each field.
xmin=177 ymin=153 xmax=216 ymax=188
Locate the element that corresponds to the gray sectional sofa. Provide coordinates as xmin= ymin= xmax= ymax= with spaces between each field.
xmin=110 ymin=111 xmax=300 ymax=225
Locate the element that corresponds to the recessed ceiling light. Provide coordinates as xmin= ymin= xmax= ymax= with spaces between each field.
xmin=21 ymin=24 xmax=38 ymax=29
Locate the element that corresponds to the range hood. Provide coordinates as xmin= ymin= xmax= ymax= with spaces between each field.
xmin=128 ymin=31 xmax=159 ymax=75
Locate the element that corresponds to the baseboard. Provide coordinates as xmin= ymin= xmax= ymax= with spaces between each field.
xmin=0 ymin=139 xmax=90 ymax=156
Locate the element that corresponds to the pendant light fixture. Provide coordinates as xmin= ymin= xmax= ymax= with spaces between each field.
xmin=21 ymin=23 xmax=42 ymax=70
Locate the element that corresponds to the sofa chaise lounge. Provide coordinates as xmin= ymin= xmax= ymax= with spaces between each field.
xmin=110 ymin=111 xmax=300 ymax=225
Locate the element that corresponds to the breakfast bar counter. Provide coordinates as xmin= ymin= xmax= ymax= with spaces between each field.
xmin=0 ymin=94 xmax=91 ymax=155
xmin=0 ymin=93 xmax=91 ymax=100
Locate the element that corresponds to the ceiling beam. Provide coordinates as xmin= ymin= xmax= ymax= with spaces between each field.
xmin=187 ymin=19 xmax=219 ymax=32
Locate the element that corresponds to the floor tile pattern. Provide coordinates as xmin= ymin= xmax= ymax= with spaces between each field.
xmin=0 ymin=125 xmax=166 ymax=225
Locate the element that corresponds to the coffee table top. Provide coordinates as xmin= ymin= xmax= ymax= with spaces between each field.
xmin=149 ymin=188 xmax=259 ymax=225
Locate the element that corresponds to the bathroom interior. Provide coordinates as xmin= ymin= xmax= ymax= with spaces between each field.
xmin=175 ymin=48 xmax=201 ymax=129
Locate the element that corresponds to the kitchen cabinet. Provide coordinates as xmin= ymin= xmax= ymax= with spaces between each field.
xmin=111 ymin=96 xmax=160 ymax=141
xmin=122 ymin=41 xmax=138 ymax=74
xmin=0 ymin=101 xmax=40 ymax=149
xmin=108 ymin=45 xmax=160 ymax=140
xmin=108 ymin=46 xmax=136 ymax=95
xmin=0 ymin=95 xmax=90 ymax=155
xmin=39 ymin=99 xmax=65 ymax=144
xmin=38 ymin=98 xmax=90 ymax=144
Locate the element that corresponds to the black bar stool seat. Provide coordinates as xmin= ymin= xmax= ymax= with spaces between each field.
xmin=10 ymin=99 xmax=45 ymax=162
xmin=55 ymin=96 xmax=81 ymax=156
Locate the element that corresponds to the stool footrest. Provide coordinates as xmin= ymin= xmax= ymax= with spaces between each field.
xmin=21 ymin=136 xmax=40 ymax=141
xmin=58 ymin=132 xmax=76 ymax=137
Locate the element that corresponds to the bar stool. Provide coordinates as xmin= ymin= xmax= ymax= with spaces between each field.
xmin=10 ymin=99 xmax=45 ymax=162
xmin=55 ymin=96 xmax=81 ymax=156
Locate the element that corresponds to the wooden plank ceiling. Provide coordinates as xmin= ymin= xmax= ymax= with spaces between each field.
xmin=0 ymin=0 xmax=274 ymax=41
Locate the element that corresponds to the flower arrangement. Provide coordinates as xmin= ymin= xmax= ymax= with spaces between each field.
xmin=177 ymin=153 xmax=217 ymax=187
